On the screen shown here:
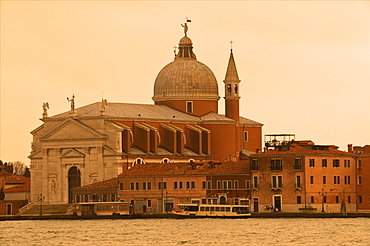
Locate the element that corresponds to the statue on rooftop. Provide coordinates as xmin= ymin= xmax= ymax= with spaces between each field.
xmin=42 ymin=102 xmax=49 ymax=118
xmin=181 ymin=19 xmax=191 ymax=36
xmin=67 ymin=94 xmax=75 ymax=111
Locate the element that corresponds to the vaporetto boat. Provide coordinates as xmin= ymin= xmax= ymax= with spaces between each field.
xmin=173 ymin=204 xmax=251 ymax=218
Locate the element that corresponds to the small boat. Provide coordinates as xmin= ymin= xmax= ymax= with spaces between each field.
xmin=173 ymin=204 xmax=251 ymax=218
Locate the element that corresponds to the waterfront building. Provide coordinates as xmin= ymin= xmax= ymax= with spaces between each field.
xmin=250 ymin=134 xmax=357 ymax=213
xmin=348 ymin=144 xmax=370 ymax=211
xmin=0 ymin=172 xmax=30 ymax=215
xmin=117 ymin=161 xmax=250 ymax=213
xmin=72 ymin=178 xmax=118 ymax=204
xmin=29 ymin=24 xmax=263 ymax=204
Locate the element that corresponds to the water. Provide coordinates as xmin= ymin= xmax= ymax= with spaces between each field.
xmin=1 ymin=218 xmax=369 ymax=245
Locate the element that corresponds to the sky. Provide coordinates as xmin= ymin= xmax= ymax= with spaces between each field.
xmin=1 ymin=1 xmax=369 ymax=166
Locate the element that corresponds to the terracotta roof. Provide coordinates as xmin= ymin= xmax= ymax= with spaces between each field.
xmin=4 ymin=183 xmax=30 ymax=193
xmin=119 ymin=161 xmax=249 ymax=177
xmin=74 ymin=178 xmax=118 ymax=190
xmin=252 ymin=144 xmax=356 ymax=156
xmin=5 ymin=174 xmax=30 ymax=184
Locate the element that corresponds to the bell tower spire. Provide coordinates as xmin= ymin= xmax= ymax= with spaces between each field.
xmin=224 ymin=47 xmax=241 ymax=122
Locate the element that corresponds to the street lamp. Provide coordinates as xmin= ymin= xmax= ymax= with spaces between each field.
xmin=37 ymin=194 xmax=45 ymax=216
xmin=318 ymin=189 xmax=326 ymax=213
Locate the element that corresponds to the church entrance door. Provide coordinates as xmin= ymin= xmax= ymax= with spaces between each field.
xmin=68 ymin=167 xmax=81 ymax=203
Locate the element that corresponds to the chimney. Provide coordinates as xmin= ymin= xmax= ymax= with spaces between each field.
xmin=347 ymin=144 xmax=353 ymax=153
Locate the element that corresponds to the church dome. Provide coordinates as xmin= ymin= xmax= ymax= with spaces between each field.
xmin=152 ymin=35 xmax=219 ymax=101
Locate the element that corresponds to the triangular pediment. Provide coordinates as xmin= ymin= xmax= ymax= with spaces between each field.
xmin=28 ymin=150 xmax=43 ymax=159
xmin=61 ymin=148 xmax=85 ymax=158
xmin=40 ymin=118 xmax=107 ymax=141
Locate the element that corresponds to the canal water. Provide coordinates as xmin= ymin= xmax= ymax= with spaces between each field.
xmin=1 ymin=218 xmax=369 ymax=245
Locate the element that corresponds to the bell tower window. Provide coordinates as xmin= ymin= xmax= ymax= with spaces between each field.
xmin=186 ymin=101 xmax=193 ymax=113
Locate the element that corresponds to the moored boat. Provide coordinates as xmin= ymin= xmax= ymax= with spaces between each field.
xmin=173 ymin=204 xmax=251 ymax=218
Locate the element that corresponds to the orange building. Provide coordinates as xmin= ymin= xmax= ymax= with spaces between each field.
xmin=0 ymin=172 xmax=30 ymax=215
xmin=250 ymin=135 xmax=357 ymax=213
xmin=348 ymin=144 xmax=370 ymax=211
xmin=117 ymin=161 xmax=251 ymax=213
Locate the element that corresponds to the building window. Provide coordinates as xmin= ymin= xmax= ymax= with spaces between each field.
xmin=251 ymin=159 xmax=259 ymax=170
xmin=130 ymin=182 xmax=135 ymax=190
xmin=227 ymin=181 xmax=232 ymax=189
xmin=348 ymin=196 xmax=351 ymax=203
xmin=234 ymin=180 xmax=239 ymax=189
xmin=186 ymin=181 xmax=190 ymax=190
xmin=253 ymin=176 xmax=258 ymax=189
xmin=76 ymin=195 xmax=80 ymax=203
xmin=245 ymin=180 xmax=250 ymax=190
xmin=143 ymin=182 xmax=147 ymax=190
xmin=102 ymin=195 xmax=107 ymax=202
xmin=294 ymin=159 xmax=302 ymax=169
xmin=296 ymin=175 xmax=301 ymax=189
xmin=84 ymin=195 xmax=89 ymax=202
xmin=322 ymin=159 xmax=327 ymax=167
xmin=344 ymin=176 xmax=351 ymax=185
xmin=179 ymin=181 xmax=182 ymax=190
xmin=359 ymin=196 xmax=363 ymax=203
xmin=161 ymin=158 xmax=170 ymax=163
xmin=323 ymin=176 xmax=326 ymax=185
xmin=119 ymin=182 xmax=124 ymax=190
xmin=147 ymin=200 xmax=152 ymax=207
xmin=243 ymin=131 xmax=248 ymax=142
xmin=344 ymin=159 xmax=351 ymax=167
xmin=270 ymin=159 xmax=282 ymax=171
xmin=202 ymin=181 xmax=206 ymax=189
xmin=147 ymin=182 xmax=152 ymax=190
xmin=186 ymin=101 xmax=193 ymax=113
xmin=272 ymin=175 xmax=283 ymax=189
xmin=336 ymin=196 xmax=339 ymax=203
xmin=135 ymin=182 xmax=140 ymax=190
xmin=358 ymin=160 xmax=362 ymax=169
xmin=207 ymin=181 xmax=211 ymax=190
xmin=111 ymin=195 xmax=116 ymax=202
xmin=191 ymin=181 xmax=195 ymax=189
xmin=334 ymin=176 xmax=340 ymax=185
xmin=323 ymin=196 xmax=327 ymax=203
xmin=234 ymin=199 xmax=239 ymax=205
xmin=310 ymin=176 xmax=314 ymax=184
xmin=158 ymin=182 xmax=167 ymax=190
xmin=310 ymin=196 xmax=315 ymax=203
xmin=309 ymin=159 xmax=315 ymax=167
xmin=174 ymin=181 xmax=178 ymax=190
xmin=333 ymin=159 xmax=340 ymax=168
xmin=297 ymin=196 xmax=302 ymax=204
xmin=217 ymin=181 xmax=221 ymax=189
xmin=358 ymin=176 xmax=362 ymax=185
xmin=133 ymin=158 xmax=145 ymax=167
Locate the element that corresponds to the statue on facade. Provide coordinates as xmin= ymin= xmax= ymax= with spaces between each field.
xmin=42 ymin=102 xmax=49 ymax=118
xmin=67 ymin=94 xmax=75 ymax=112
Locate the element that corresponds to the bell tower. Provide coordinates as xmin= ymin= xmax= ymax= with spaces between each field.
xmin=224 ymin=48 xmax=241 ymax=122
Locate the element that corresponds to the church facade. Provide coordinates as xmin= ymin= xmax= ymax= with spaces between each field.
xmin=29 ymin=24 xmax=263 ymax=204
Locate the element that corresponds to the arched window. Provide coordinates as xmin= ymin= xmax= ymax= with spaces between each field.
xmin=92 ymin=195 xmax=99 ymax=202
xmin=84 ymin=195 xmax=89 ymax=202
xmin=161 ymin=158 xmax=170 ymax=163
xmin=111 ymin=194 xmax=116 ymax=202
xmin=102 ymin=195 xmax=107 ymax=202
xmin=133 ymin=158 xmax=145 ymax=166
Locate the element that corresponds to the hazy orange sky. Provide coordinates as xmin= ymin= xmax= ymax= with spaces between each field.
xmin=1 ymin=1 xmax=369 ymax=165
